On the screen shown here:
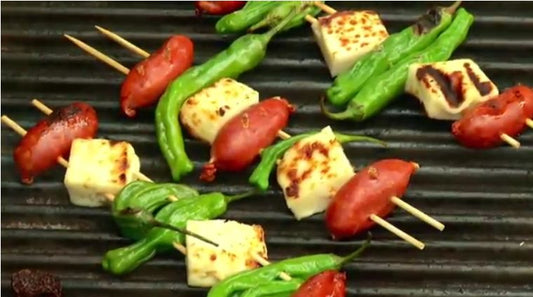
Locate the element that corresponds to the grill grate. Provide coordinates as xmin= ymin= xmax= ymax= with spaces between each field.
xmin=2 ymin=1 xmax=533 ymax=297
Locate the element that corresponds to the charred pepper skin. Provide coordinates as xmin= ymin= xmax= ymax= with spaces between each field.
xmin=102 ymin=191 xmax=255 ymax=275
xmin=249 ymin=131 xmax=386 ymax=191
xmin=112 ymin=181 xmax=199 ymax=240
xmin=207 ymin=236 xmax=370 ymax=297
xmin=326 ymin=2 xmax=460 ymax=107
xmin=155 ymin=10 xmax=299 ymax=181
xmin=321 ymin=8 xmax=475 ymax=122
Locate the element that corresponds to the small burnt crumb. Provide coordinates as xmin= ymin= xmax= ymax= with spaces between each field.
xmin=217 ymin=107 xmax=226 ymax=117
xmin=241 ymin=113 xmax=250 ymax=128
xmin=118 ymin=173 xmax=127 ymax=184
xmin=286 ymin=183 xmax=299 ymax=198
xmin=11 ymin=269 xmax=62 ymax=297
xmin=210 ymin=254 xmax=217 ymax=261
xmin=368 ymin=166 xmax=379 ymax=179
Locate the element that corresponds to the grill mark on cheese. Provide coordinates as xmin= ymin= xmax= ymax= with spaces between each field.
xmin=464 ymin=62 xmax=494 ymax=96
xmin=416 ymin=65 xmax=466 ymax=108
xmin=217 ymin=107 xmax=226 ymax=117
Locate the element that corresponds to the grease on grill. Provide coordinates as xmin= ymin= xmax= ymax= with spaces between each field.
xmin=11 ymin=269 xmax=62 ymax=297
xmin=416 ymin=65 xmax=466 ymax=108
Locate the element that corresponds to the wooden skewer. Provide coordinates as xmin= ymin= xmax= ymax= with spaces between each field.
xmin=525 ymin=118 xmax=533 ymax=129
xmin=305 ymin=1 xmax=336 ymax=24
xmin=64 ymin=34 xmax=130 ymax=75
xmin=66 ymin=29 xmax=291 ymax=140
xmin=500 ymin=133 xmax=520 ymax=149
xmin=369 ymin=214 xmax=425 ymax=250
xmin=391 ymin=197 xmax=445 ymax=231
xmin=30 ymin=99 xmax=154 ymax=182
xmin=172 ymin=242 xmax=293 ymax=281
xmin=95 ymin=25 xmax=150 ymax=58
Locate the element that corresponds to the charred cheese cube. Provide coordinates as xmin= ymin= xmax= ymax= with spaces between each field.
xmin=405 ymin=59 xmax=499 ymax=120
xmin=179 ymin=78 xmax=259 ymax=144
xmin=64 ymin=138 xmax=141 ymax=207
xmin=276 ymin=126 xmax=354 ymax=220
xmin=185 ymin=219 xmax=267 ymax=288
xmin=311 ymin=10 xmax=389 ymax=77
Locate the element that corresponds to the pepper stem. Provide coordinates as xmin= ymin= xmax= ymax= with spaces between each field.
xmin=339 ymin=233 xmax=372 ymax=266
xmin=445 ymin=1 xmax=462 ymax=14
xmin=261 ymin=6 xmax=300 ymax=41
xmin=225 ymin=190 xmax=258 ymax=203
xmin=320 ymin=95 xmax=354 ymax=120
xmin=148 ymin=219 xmax=220 ymax=247
xmin=334 ymin=133 xmax=387 ymax=147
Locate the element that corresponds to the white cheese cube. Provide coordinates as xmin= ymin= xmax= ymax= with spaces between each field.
xmin=405 ymin=58 xmax=499 ymax=121
xmin=276 ymin=126 xmax=354 ymax=220
xmin=179 ymin=78 xmax=260 ymax=144
xmin=185 ymin=220 xmax=267 ymax=288
xmin=64 ymin=138 xmax=141 ymax=207
xmin=311 ymin=10 xmax=389 ymax=77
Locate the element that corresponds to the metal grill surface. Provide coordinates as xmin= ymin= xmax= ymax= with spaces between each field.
xmin=1 ymin=1 xmax=533 ymax=297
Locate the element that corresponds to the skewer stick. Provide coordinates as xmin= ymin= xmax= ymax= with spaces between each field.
xmin=526 ymin=119 xmax=533 ymax=129
xmin=314 ymin=1 xmax=337 ymax=14
xmin=64 ymin=34 xmax=130 ymax=75
xmin=172 ymin=242 xmax=292 ymax=281
xmin=30 ymin=99 xmax=154 ymax=182
xmin=500 ymin=133 xmax=520 ymax=149
xmin=391 ymin=196 xmax=445 ymax=231
xmin=95 ymin=25 xmax=150 ymax=58
xmin=305 ymin=1 xmax=336 ymax=24
xmin=67 ymin=28 xmax=290 ymax=140
xmin=370 ymin=214 xmax=425 ymax=250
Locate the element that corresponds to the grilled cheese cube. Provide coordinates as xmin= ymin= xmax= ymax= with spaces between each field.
xmin=277 ymin=126 xmax=354 ymax=220
xmin=179 ymin=78 xmax=260 ymax=144
xmin=64 ymin=138 xmax=141 ymax=207
xmin=185 ymin=220 xmax=267 ymax=288
xmin=405 ymin=59 xmax=499 ymax=121
xmin=311 ymin=10 xmax=388 ymax=77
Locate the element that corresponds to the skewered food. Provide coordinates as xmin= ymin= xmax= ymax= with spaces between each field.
xmin=248 ymin=1 xmax=322 ymax=33
xmin=311 ymin=10 xmax=389 ymax=77
xmin=179 ymin=78 xmax=259 ymax=144
xmin=452 ymin=85 xmax=533 ymax=149
xmin=326 ymin=159 xmax=418 ymax=240
xmin=249 ymin=130 xmax=384 ymax=191
xmin=325 ymin=2 xmax=459 ymax=107
xmin=11 ymin=269 xmax=62 ymax=297
xmin=215 ymin=1 xmax=281 ymax=34
xmin=102 ymin=190 xmax=256 ymax=275
xmin=322 ymin=8 xmax=474 ymax=122
xmin=276 ymin=126 xmax=354 ymax=220
xmin=185 ymin=219 xmax=267 ymax=287
xmin=291 ymin=270 xmax=346 ymax=297
xmin=64 ymin=138 xmax=141 ymax=207
xmin=206 ymin=237 xmax=371 ymax=297
xmin=201 ymin=97 xmax=295 ymax=182
xmin=120 ymin=35 xmax=194 ymax=117
xmin=155 ymin=10 xmax=299 ymax=181
xmin=13 ymin=102 xmax=98 ymax=184
xmin=195 ymin=1 xmax=246 ymax=16
xmin=405 ymin=58 xmax=499 ymax=120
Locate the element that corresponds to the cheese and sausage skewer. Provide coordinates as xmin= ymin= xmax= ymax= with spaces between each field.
xmin=65 ymin=27 xmax=292 ymax=140
xmin=66 ymin=28 xmax=194 ymax=118
xmin=276 ymin=127 xmax=444 ymax=250
xmin=305 ymin=2 xmax=389 ymax=77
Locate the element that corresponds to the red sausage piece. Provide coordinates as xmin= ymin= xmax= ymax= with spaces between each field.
xmin=200 ymin=97 xmax=295 ymax=182
xmin=195 ymin=1 xmax=246 ymax=15
xmin=13 ymin=102 xmax=99 ymax=184
xmin=120 ymin=35 xmax=194 ymax=118
xmin=326 ymin=159 xmax=418 ymax=240
xmin=451 ymin=85 xmax=533 ymax=149
xmin=291 ymin=270 xmax=346 ymax=297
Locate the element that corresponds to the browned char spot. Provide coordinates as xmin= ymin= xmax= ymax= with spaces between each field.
xmin=464 ymin=62 xmax=494 ymax=96
xmin=416 ymin=65 xmax=467 ymax=108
